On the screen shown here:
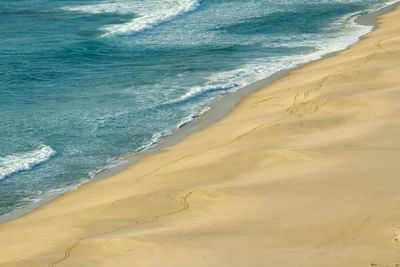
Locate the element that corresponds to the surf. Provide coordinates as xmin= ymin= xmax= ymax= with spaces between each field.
xmin=63 ymin=0 xmax=201 ymax=37
xmin=0 ymin=145 xmax=57 ymax=181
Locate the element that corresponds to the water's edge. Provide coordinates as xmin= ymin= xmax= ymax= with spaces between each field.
xmin=1 ymin=1 xmax=399 ymax=224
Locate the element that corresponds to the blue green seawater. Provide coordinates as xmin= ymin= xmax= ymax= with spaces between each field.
xmin=0 ymin=0 xmax=394 ymax=216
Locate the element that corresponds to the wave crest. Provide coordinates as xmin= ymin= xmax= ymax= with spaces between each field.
xmin=0 ymin=145 xmax=57 ymax=181
xmin=105 ymin=0 xmax=201 ymax=36
xmin=63 ymin=0 xmax=201 ymax=37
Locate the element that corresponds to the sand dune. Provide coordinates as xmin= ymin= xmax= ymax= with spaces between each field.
xmin=1 ymin=6 xmax=400 ymax=267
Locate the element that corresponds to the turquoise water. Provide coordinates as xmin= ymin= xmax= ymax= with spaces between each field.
xmin=0 ymin=0 xmax=393 ymax=215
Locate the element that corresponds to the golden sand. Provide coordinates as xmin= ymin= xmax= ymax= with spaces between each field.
xmin=1 ymin=7 xmax=400 ymax=267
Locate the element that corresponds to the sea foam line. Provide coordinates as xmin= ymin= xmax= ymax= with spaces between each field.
xmin=0 ymin=145 xmax=57 ymax=181
xmin=171 ymin=83 xmax=237 ymax=104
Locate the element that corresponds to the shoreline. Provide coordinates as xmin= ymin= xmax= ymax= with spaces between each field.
xmin=1 ymin=2 xmax=400 ymax=266
xmin=1 ymin=0 xmax=398 ymax=224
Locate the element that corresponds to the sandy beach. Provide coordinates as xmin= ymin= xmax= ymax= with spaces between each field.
xmin=1 ymin=5 xmax=400 ymax=267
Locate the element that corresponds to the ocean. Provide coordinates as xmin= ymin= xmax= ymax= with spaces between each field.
xmin=0 ymin=0 xmax=395 ymax=217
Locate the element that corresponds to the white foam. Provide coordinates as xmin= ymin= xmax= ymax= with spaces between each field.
xmin=380 ymin=0 xmax=400 ymax=8
xmin=131 ymin=106 xmax=210 ymax=153
xmin=176 ymin=106 xmax=211 ymax=129
xmin=173 ymin=83 xmax=236 ymax=104
xmin=135 ymin=131 xmax=169 ymax=153
xmin=63 ymin=0 xmax=201 ymax=36
xmin=0 ymin=145 xmax=57 ymax=181
xmin=105 ymin=0 xmax=200 ymax=36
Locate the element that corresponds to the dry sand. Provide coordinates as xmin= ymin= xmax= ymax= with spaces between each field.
xmin=1 ymin=6 xmax=400 ymax=267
